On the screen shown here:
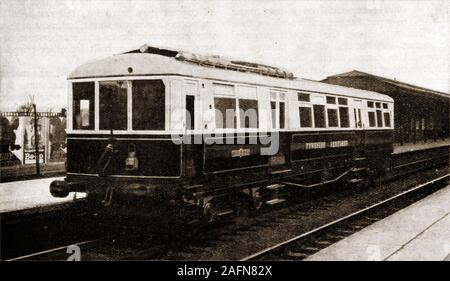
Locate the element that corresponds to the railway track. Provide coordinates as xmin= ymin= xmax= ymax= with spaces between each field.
xmin=1 ymin=199 xmax=99 ymax=260
xmin=241 ymin=173 xmax=450 ymax=261
xmin=4 ymin=146 xmax=449 ymax=261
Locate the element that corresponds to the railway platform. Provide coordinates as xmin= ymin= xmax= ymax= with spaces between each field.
xmin=393 ymin=138 xmax=449 ymax=154
xmin=306 ymin=184 xmax=450 ymax=261
xmin=0 ymin=177 xmax=84 ymax=213
xmin=0 ymin=162 xmax=65 ymax=182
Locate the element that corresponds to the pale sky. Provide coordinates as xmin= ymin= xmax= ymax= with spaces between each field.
xmin=1 ymin=0 xmax=449 ymax=112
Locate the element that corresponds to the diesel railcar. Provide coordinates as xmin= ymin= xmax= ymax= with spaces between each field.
xmin=50 ymin=45 xmax=394 ymax=221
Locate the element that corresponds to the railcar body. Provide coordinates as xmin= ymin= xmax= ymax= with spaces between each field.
xmin=51 ymin=45 xmax=394 ymax=220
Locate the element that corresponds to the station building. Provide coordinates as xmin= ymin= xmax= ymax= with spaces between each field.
xmin=322 ymin=71 xmax=450 ymax=145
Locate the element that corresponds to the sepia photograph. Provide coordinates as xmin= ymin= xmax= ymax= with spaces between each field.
xmin=1 ymin=0 xmax=449 ymax=273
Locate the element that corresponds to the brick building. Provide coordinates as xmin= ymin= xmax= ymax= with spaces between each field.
xmin=322 ymin=70 xmax=449 ymax=145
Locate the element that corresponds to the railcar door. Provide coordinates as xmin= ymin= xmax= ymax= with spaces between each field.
xmin=183 ymin=80 xmax=203 ymax=178
xmin=353 ymin=100 xmax=365 ymax=146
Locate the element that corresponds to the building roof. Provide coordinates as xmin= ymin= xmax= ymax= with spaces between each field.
xmin=324 ymin=70 xmax=450 ymax=99
xmin=68 ymin=46 xmax=393 ymax=102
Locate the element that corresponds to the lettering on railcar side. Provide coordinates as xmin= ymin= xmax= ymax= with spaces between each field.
xmin=329 ymin=140 xmax=349 ymax=148
xmin=305 ymin=142 xmax=326 ymax=150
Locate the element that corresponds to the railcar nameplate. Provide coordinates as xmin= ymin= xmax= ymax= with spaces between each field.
xmin=231 ymin=148 xmax=251 ymax=158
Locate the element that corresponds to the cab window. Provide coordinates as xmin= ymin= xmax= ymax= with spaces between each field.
xmin=72 ymin=82 xmax=95 ymax=130
xmin=132 ymin=80 xmax=166 ymax=130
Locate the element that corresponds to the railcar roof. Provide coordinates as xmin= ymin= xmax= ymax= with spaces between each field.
xmin=68 ymin=53 xmax=393 ymax=102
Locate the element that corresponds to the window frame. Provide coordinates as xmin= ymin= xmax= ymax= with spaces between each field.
xmin=238 ymin=98 xmax=259 ymax=129
xmin=375 ymin=110 xmax=383 ymax=128
xmin=338 ymin=100 xmax=350 ymax=128
xmin=185 ymin=95 xmax=196 ymax=131
xmin=270 ymin=89 xmax=287 ymax=130
xmin=326 ymin=96 xmax=336 ymax=105
xmin=352 ymin=99 xmax=363 ymax=129
xmin=299 ymin=105 xmax=313 ymax=128
xmin=313 ymin=104 xmax=326 ymax=128
xmin=365 ymin=100 xmax=393 ymax=129
xmin=214 ymin=96 xmax=237 ymax=130
xmin=184 ymin=80 xmax=200 ymax=133
xmin=68 ymin=77 xmax=170 ymax=135
xmin=327 ymin=107 xmax=339 ymax=127
xmin=71 ymin=81 xmax=95 ymax=131
xmin=383 ymin=111 xmax=391 ymax=127
xmin=211 ymin=83 xmax=261 ymax=132
xmin=381 ymin=103 xmax=393 ymax=129
xmin=297 ymin=92 xmax=310 ymax=102
xmin=368 ymin=111 xmax=376 ymax=127
xmin=98 ymin=80 xmax=129 ymax=131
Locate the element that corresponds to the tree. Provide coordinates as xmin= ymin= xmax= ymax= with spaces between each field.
xmin=16 ymin=95 xmax=35 ymax=113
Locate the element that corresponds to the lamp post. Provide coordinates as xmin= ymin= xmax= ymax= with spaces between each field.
xmin=33 ymin=104 xmax=40 ymax=176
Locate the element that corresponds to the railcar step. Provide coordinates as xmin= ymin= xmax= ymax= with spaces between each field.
xmin=301 ymin=246 xmax=320 ymax=252
xmin=316 ymin=240 xmax=333 ymax=245
xmin=184 ymin=184 xmax=203 ymax=190
xmin=337 ymin=229 xmax=354 ymax=234
xmin=347 ymin=178 xmax=364 ymax=184
xmin=265 ymin=198 xmax=286 ymax=205
xmin=353 ymin=157 xmax=366 ymax=161
xmin=284 ymin=251 xmax=308 ymax=258
xmin=216 ymin=210 xmax=234 ymax=217
xmin=329 ymin=234 xmax=346 ymax=239
xmin=266 ymin=183 xmax=285 ymax=190
xmin=351 ymin=225 xmax=365 ymax=230
xmin=270 ymin=169 xmax=292 ymax=175
xmin=350 ymin=167 xmax=366 ymax=172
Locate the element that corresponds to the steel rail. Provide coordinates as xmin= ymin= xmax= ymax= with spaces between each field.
xmin=6 ymin=239 xmax=98 ymax=261
xmin=241 ymin=173 xmax=450 ymax=261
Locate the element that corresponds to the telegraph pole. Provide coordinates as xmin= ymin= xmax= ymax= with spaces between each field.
xmin=33 ymin=104 xmax=41 ymax=176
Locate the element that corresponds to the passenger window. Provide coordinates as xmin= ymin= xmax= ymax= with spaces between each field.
xmin=368 ymin=112 xmax=376 ymax=127
xmin=279 ymin=102 xmax=285 ymax=129
xmin=339 ymin=107 xmax=350 ymax=128
xmin=327 ymin=108 xmax=338 ymax=127
xmin=376 ymin=110 xmax=383 ymax=127
xmin=99 ymin=80 xmax=127 ymax=130
xmin=298 ymin=93 xmax=310 ymax=102
xmin=384 ymin=112 xmax=391 ymax=127
xmin=72 ymin=82 xmax=95 ymax=130
xmin=299 ymin=107 xmax=312 ymax=127
xmin=186 ymin=95 xmax=195 ymax=130
xmin=239 ymin=99 xmax=258 ymax=128
xmin=338 ymin=98 xmax=348 ymax=105
xmin=367 ymin=101 xmax=374 ymax=108
xmin=375 ymin=102 xmax=381 ymax=108
xmin=214 ymin=97 xmax=236 ymax=128
xmin=132 ymin=80 xmax=166 ymax=130
xmin=326 ymin=96 xmax=336 ymax=104
xmin=313 ymin=104 xmax=326 ymax=128
xmin=382 ymin=103 xmax=388 ymax=109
